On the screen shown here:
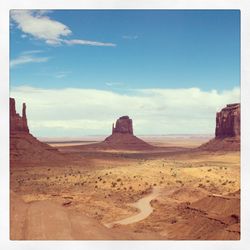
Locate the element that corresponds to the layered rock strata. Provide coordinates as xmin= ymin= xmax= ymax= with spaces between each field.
xmin=200 ymin=103 xmax=240 ymax=151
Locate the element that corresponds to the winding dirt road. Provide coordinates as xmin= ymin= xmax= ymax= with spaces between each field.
xmin=105 ymin=188 xmax=160 ymax=228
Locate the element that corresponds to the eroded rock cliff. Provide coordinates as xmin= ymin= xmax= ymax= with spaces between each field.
xmin=10 ymin=98 xmax=66 ymax=166
xmin=200 ymin=103 xmax=240 ymax=151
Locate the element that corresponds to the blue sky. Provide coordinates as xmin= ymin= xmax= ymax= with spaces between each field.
xmin=10 ymin=10 xmax=240 ymax=136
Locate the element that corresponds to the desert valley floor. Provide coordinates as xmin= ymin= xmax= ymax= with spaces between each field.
xmin=10 ymin=136 xmax=240 ymax=240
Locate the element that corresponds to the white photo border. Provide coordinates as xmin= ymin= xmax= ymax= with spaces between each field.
xmin=1 ymin=0 xmax=249 ymax=249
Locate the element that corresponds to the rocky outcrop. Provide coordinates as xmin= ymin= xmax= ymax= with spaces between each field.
xmin=10 ymin=98 xmax=66 ymax=166
xmin=199 ymin=103 xmax=240 ymax=151
xmin=100 ymin=116 xmax=154 ymax=150
xmin=10 ymin=98 xmax=29 ymax=133
xmin=215 ymin=103 xmax=240 ymax=138
xmin=112 ymin=116 xmax=133 ymax=134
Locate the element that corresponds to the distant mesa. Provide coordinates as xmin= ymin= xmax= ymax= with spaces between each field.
xmin=200 ymin=103 xmax=240 ymax=151
xmin=74 ymin=115 xmax=154 ymax=151
xmin=100 ymin=115 xmax=154 ymax=150
xmin=10 ymin=98 xmax=65 ymax=166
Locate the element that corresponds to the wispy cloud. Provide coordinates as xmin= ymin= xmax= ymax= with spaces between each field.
xmin=11 ymin=86 xmax=240 ymax=137
xmin=10 ymin=51 xmax=49 ymax=68
xmin=122 ymin=35 xmax=139 ymax=40
xmin=55 ymin=71 xmax=71 ymax=79
xmin=105 ymin=82 xmax=125 ymax=87
xmin=10 ymin=10 xmax=116 ymax=47
xmin=64 ymin=39 xmax=116 ymax=47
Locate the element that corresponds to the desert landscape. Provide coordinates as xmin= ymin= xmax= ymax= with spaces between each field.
xmin=10 ymin=98 xmax=240 ymax=240
xmin=7 ymin=9 xmax=242 ymax=243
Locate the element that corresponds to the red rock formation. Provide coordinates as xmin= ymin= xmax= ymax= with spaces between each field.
xmin=10 ymin=98 xmax=29 ymax=133
xmin=10 ymin=97 xmax=66 ymax=166
xmin=215 ymin=103 xmax=240 ymax=138
xmin=112 ymin=116 xmax=133 ymax=134
xmin=200 ymin=103 xmax=240 ymax=151
xmin=101 ymin=116 xmax=153 ymax=150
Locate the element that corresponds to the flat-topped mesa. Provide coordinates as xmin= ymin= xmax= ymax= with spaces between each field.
xmin=112 ymin=116 xmax=133 ymax=135
xmin=199 ymin=103 xmax=240 ymax=151
xmin=215 ymin=103 xmax=240 ymax=138
xmin=10 ymin=98 xmax=29 ymax=133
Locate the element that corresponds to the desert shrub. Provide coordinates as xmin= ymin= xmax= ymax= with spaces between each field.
xmin=170 ymin=219 xmax=177 ymax=224
xmin=111 ymin=182 xmax=117 ymax=188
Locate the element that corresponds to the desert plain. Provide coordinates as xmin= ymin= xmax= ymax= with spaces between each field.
xmin=10 ymin=136 xmax=240 ymax=240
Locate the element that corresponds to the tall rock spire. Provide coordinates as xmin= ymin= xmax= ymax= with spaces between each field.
xmin=22 ymin=103 xmax=29 ymax=133
xmin=10 ymin=98 xmax=29 ymax=133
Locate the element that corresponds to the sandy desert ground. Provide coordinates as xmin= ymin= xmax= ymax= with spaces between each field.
xmin=10 ymin=136 xmax=240 ymax=240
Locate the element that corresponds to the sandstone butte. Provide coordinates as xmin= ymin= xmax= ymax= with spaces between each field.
xmin=101 ymin=116 xmax=154 ymax=150
xmin=10 ymin=97 xmax=66 ymax=166
xmin=200 ymin=103 xmax=240 ymax=151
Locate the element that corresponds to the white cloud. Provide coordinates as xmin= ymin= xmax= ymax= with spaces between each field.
xmin=10 ymin=51 xmax=49 ymax=68
xmin=64 ymin=39 xmax=116 ymax=47
xmin=10 ymin=10 xmax=116 ymax=47
xmin=10 ymin=86 xmax=240 ymax=137
xmin=105 ymin=82 xmax=124 ymax=87
xmin=10 ymin=10 xmax=71 ymax=45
